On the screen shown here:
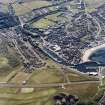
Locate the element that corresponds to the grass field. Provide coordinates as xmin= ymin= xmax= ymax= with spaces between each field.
xmin=0 ymin=54 xmax=21 ymax=82
xmin=28 ymin=67 xmax=98 ymax=84
xmin=28 ymin=69 xmax=65 ymax=84
xmin=13 ymin=1 xmax=51 ymax=15
xmin=28 ymin=59 xmax=65 ymax=84
xmin=9 ymin=71 xmax=32 ymax=84
xmin=0 ymin=40 xmax=21 ymax=79
xmin=0 ymin=58 xmax=101 ymax=105
xmin=32 ymin=13 xmax=61 ymax=29
xmin=64 ymin=83 xmax=99 ymax=101
xmin=21 ymin=88 xmax=34 ymax=93
xmin=0 ymin=57 xmax=8 ymax=68
xmin=0 ymin=88 xmax=18 ymax=94
xmin=64 ymin=69 xmax=99 ymax=82
xmin=0 ymin=82 xmax=99 ymax=105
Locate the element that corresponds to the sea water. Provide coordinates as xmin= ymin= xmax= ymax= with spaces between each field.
xmin=89 ymin=48 xmax=105 ymax=64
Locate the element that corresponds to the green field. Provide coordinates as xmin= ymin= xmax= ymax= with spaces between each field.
xmin=32 ymin=13 xmax=61 ymax=29
xmin=65 ymin=69 xmax=99 ymax=82
xmin=0 ymin=57 xmax=8 ymax=68
xmin=28 ymin=69 xmax=65 ymax=84
xmin=0 ymin=82 xmax=99 ymax=105
xmin=13 ymin=1 xmax=51 ymax=15
xmin=0 ymin=57 xmax=101 ymax=105
xmin=0 ymin=53 xmax=20 ymax=81
xmin=28 ymin=66 xmax=98 ymax=84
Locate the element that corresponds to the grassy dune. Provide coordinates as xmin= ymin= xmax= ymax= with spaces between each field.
xmin=0 ymin=57 xmax=8 ymax=68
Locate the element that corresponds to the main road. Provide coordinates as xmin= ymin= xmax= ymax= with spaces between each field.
xmin=0 ymin=81 xmax=100 ymax=88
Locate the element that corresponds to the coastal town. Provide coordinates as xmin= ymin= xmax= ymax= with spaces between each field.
xmin=0 ymin=0 xmax=105 ymax=105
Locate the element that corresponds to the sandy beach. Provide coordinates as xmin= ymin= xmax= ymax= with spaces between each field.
xmin=82 ymin=44 xmax=105 ymax=62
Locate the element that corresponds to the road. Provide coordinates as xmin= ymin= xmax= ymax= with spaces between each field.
xmin=0 ymin=81 xmax=100 ymax=88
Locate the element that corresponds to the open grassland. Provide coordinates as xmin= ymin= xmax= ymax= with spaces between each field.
xmin=9 ymin=71 xmax=32 ymax=84
xmin=8 ymin=59 xmax=64 ymax=84
xmin=0 ymin=65 xmax=22 ymax=82
xmin=0 ymin=88 xmax=18 ymax=94
xmin=28 ymin=67 xmax=98 ymax=84
xmin=27 ymin=59 xmax=65 ymax=84
xmin=32 ymin=13 xmax=61 ymax=29
xmin=0 ymin=88 xmax=56 ymax=105
xmin=0 ymin=54 xmax=21 ymax=82
xmin=0 ymin=39 xmax=22 ymax=81
xmin=28 ymin=69 xmax=65 ymax=84
xmin=13 ymin=0 xmax=51 ymax=15
xmin=0 ymin=82 xmax=99 ymax=105
xmin=63 ymin=83 xmax=99 ymax=101
xmin=21 ymin=88 xmax=34 ymax=93
xmin=64 ymin=69 xmax=99 ymax=82
xmin=0 ymin=58 xmax=100 ymax=105
xmin=0 ymin=58 xmax=14 ymax=78
xmin=2 ymin=66 xmax=22 ymax=82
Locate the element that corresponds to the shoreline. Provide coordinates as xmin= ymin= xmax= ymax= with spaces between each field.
xmin=82 ymin=43 xmax=105 ymax=62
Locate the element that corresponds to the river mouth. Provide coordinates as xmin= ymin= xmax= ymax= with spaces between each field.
xmin=74 ymin=45 xmax=105 ymax=72
xmin=82 ymin=44 xmax=105 ymax=63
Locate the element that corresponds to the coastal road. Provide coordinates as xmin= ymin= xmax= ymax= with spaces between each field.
xmin=0 ymin=81 xmax=100 ymax=88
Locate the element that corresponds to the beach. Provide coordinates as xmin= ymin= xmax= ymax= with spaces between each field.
xmin=82 ymin=44 xmax=105 ymax=62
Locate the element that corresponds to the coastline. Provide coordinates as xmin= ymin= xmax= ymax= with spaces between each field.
xmin=82 ymin=43 xmax=105 ymax=62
